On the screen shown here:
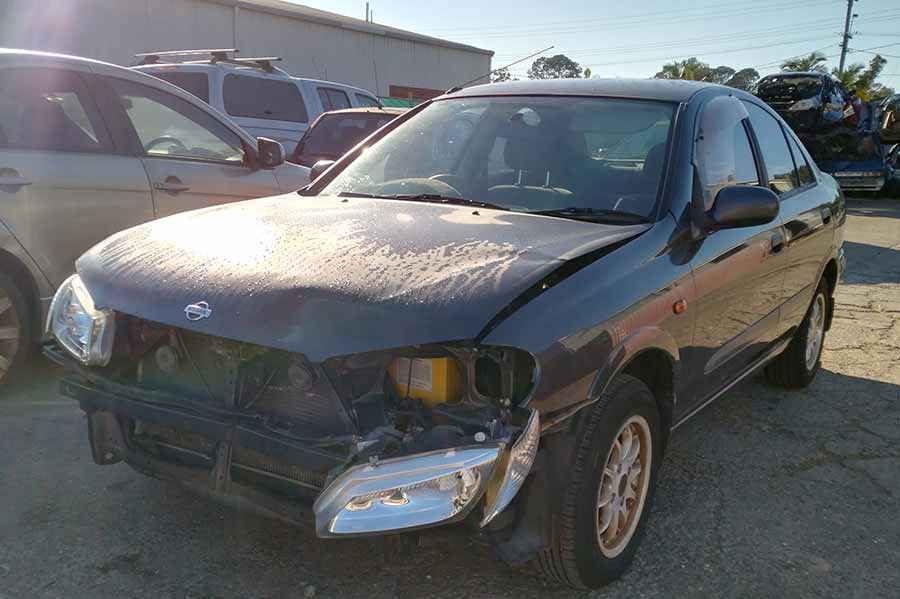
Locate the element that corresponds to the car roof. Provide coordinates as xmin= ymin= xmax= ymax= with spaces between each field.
xmin=450 ymin=78 xmax=716 ymax=103
xmin=134 ymin=62 xmax=379 ymax=96
xmin=321 ymin=107 xmax=406 ymax=116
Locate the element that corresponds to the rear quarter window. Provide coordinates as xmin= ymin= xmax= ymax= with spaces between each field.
xmin=223 ymin=75 xmax=308 ymax=123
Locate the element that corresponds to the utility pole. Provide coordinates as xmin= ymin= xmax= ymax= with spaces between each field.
xmin=838 ymin=0 xmax=857 ymax=76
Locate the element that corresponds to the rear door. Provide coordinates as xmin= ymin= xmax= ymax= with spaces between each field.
xmin=0 ymin=66 xmax=154 ymax=287
xmin=104 ymin=76 xmax=280 ymax=218
xmin=745 ymin=102 xmax=834 ymax=334
xmin=221 ymin=73 xmax=309 ymax=153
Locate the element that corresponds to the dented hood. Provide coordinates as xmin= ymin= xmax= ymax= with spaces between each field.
xmin=77 ymin=194 xmax=647 ymax=361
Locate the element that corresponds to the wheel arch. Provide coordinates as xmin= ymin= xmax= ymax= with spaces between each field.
xmin=587 ymin=327 xmax=679 ymax=446
xmin=0 ymin=248 xmax=46 ymax=342
xmin=821 ymin=258 xmax=838 ymax=331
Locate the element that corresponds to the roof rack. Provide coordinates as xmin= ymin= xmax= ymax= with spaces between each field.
xmin=135 ymin=49 xmax=288 ymax=75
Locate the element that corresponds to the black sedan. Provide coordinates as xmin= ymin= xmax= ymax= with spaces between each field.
xmin=46 ymin=79 xmax=845 ymax=589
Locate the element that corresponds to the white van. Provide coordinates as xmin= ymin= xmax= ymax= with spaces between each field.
xmin=132 ymin=50 xmax=382 ymax=154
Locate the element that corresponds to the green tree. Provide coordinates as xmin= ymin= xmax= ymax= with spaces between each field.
xmin=653 ymin=57 xmax=758 ymax=90
xmin=584 ymin=67 xmax=592 ymax=79
xmin=833 ymin=54 xmax=894 ymax=100
xmin=780 ymin=51 xmax=828 ymax=73
xmin=725 ymin=67 xmax=760 ymax=91
xmin=527 ymin=54 xmax=583 ymax=79
xmin=491 ymin=67 xmax=513 ymax=83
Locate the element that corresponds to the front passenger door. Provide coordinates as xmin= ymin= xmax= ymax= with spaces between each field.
xmin=106 ymin=77 xmax=280 ymax=218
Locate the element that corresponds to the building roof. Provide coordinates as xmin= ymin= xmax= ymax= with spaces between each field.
xmin=208 ymin=0 xmax=493 ymax=56
xmin=453 ymin=78 xmax=716 ymax=102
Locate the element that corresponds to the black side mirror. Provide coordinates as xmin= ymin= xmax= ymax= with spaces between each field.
xmin=708 ymin=185 xmax=779 ymax=230
xmin=310 ymin=159 xmax=336 ymax=181
xmin=256 ymin=137 xmax=284 ymax=169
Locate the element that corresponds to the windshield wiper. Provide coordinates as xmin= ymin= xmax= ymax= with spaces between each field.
xmin=529 ymin=207 xmax=652 ymax=224
xmin=338 ymin=191 xmax=508 ymax=211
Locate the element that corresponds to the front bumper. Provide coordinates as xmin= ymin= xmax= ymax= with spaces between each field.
xmin=831 ymin=174 xmax=886 ymax=192
xmin=51 ymin=346 xmax=535 ymax=537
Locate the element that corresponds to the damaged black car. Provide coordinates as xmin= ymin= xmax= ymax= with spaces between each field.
xmin=46 ymin=79 xmax=845 ymax=589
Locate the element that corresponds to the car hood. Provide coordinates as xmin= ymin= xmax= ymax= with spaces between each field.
xmin=77 ymin=194 xmax=648 ymax=361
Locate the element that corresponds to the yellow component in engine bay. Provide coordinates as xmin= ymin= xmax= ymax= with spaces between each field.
xmin=389 ymin=357 xmax=462 ymax=407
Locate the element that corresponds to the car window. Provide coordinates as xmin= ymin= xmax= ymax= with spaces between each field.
xmin=785 ymin=130 xmax=815 ymax=186
xmin=147 ymin=71 xmax=210 ymax=103
xmin=110 ymin=78 xmax=244 ymax=163
xmin=296 ymin=113 xmax=397 ymax=165
xmin=223 ymin=75 xmax=308 ymax=123
xmin=318 ymin=88 xmax=351 ymax=112
xmin=355 ymin=94 xmax=380 ymax=108
xmin=0 ymin=67 xmax=111 ymax=153
xmin=321 ymin=97 xmax=675 ymax=219
xmin=694 ymin=96 xmax=759 ymax=210
xmin=745 ymin=102 xmax=798 ymax=195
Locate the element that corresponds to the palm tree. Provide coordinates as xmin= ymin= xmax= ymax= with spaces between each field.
xmin=780 ymin=51 xmax=828 ymax=73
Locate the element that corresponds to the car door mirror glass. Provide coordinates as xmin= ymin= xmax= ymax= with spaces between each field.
xmin=708 ymin=185 xmax=779 ymax=229
xmin=257 ymin=137 xmax=284 ymax=169
xmin=310 ymin=159 xmax=335 ymax=181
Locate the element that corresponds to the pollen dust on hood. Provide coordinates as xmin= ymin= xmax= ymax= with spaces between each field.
xmin=91 ymin=197 xmax=536 ymax=305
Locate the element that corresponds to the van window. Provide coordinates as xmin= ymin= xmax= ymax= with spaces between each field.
xmin=355 ymin=94 xmax=380 ymax=108
xmin=149 ymin=71 xmax=210 ymax=103
xmin=318 ymin=88 xmax=351 ymax=111
xmin=223 ymin=75 xmax=308 ymax=123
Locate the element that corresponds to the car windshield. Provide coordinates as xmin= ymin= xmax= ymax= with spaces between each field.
xmin=295 ymin=112 xmax=395 ymax=166
xmin=320 ymin=96 xmax=675 ymax=220
xmin=757 ymin=75 xmax=824 ymax=100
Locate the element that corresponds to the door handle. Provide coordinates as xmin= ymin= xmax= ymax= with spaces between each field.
xmin=0 ymin=175 xmax=32 ymax=187
xmin=153 ymin=180 xmax=190 ymax=193
xmin=821 ymin=207 xmax=832 ymax=224
xmin=770 ymin=232 xmax=785 ymax=254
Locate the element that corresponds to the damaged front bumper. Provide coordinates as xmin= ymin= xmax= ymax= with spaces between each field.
xmin=49 ymin=345 xmax=539 ymax=538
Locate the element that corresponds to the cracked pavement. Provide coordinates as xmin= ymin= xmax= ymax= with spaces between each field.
xmin=1 ymin=198 xmax=898 ymax=598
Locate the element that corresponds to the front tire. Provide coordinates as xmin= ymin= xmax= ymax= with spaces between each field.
xmin=0 ymin=272 xmax=30 ymax=387
xmin=765 ymin=280 xmax=828 ymax=388
xmin=533 ymin=374 xmax=663 ymax=589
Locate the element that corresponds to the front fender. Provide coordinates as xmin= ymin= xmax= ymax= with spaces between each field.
xmin=588 ymin=326 xmax=680 ymax=399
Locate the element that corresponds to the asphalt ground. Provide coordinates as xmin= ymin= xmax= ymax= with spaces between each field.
xmin=1 ymin=198 xmax=898 ymax=598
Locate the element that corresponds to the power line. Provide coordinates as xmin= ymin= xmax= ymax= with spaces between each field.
xmin=426 ymin=0 xmax=841 ymax=35
xmin=581 ymin=34 xmax=841 ymax=69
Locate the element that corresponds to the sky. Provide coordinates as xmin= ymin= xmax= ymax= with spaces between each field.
xmin=292 ymin=0 xmax=900 ymax=83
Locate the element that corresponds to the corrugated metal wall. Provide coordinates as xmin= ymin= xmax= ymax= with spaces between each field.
xmin=0 ymin=0 xmax=492 ymax=96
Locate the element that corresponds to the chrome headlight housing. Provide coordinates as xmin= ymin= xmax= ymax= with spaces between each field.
xmin=47 ymin=275 xmax=115 ymax=366
xmin=314 ymin=445 xmax=501 ymax=537
xmin=481 ymin=409 xmax=540 ymax=526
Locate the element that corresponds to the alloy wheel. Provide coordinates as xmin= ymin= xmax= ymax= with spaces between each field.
xmin=805 ymin=293 xmax=826 ymax=371
xmin=596 ymin=414 xmax=652 ymax=558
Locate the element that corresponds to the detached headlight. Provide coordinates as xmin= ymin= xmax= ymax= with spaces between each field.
xmin=47 ymin=275 xmax=115 ymax=366
xmin=314 ymin=445 xmax=500 ymax=537
xmin=481 ymin=409 xmax=540 ymax=526
xmin=789 ymin=98 xmax=818 ymax=111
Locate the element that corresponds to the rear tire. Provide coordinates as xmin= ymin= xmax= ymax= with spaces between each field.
xmin=0 ymin=271 xmax=31 ymax=387
xmin=532 ymin=374 xmax=663 ymax=589
xmin=764 ymin=280 xmax=828 ymax=389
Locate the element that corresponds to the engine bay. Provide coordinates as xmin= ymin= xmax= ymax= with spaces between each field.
xmin=101 ymin=315 xmax=536 ymax=476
